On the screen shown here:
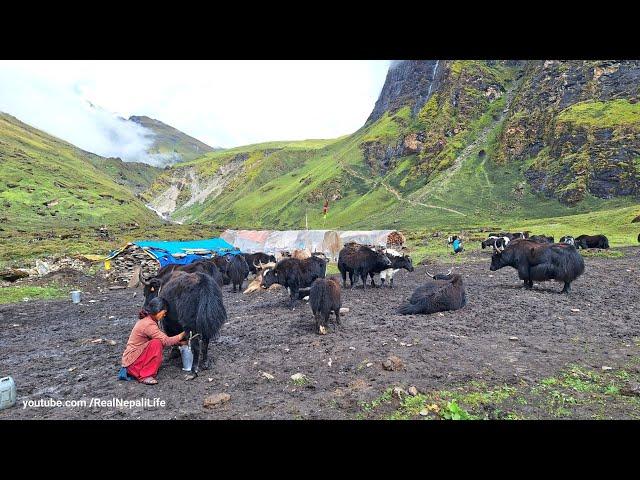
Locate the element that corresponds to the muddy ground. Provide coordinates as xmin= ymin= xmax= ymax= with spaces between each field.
xmin=2 ymin=247 xmax=640 ymax=420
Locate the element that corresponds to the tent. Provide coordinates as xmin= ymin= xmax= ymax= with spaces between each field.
xmin=221 ymin=229 xmax=404 ymax=260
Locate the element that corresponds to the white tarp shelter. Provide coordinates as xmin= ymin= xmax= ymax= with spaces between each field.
xmin=221 ymin=229 xmax=404 ymax=260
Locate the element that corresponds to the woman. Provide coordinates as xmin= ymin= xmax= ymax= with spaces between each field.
xmin=121 ymin=297 xmax=187 ymax=385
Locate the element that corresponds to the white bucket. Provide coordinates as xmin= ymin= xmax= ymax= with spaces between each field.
xmin=70 ymin=291 xmax=81 ymax=304
xmin=0 ymin=376 xmax=17 ymax=410
xmin=179 ymin=345 xmax=193 ymax=371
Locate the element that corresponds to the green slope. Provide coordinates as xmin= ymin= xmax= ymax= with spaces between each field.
xmin=141 ymin=61 xmax=639 ymax=244
xmin=0 ymin=112 xmax=161 ymax=231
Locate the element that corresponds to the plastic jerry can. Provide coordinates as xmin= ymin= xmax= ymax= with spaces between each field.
xmin=0 ymin=376 xmax=17 ymax=410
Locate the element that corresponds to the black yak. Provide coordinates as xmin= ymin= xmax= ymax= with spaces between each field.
xmin=379 ymin=248 xmax=414 ymax=287
xmin=224 ymin=254 xmax=250 ymax=292
xmin=575 ymin=234 xmax=609 ymax=249
xmin=139 ymin=259 xmax=223 ymax=299
xmin=309 ymin=277 xmax=342 ymax=334
xmin=261 ymin=255 xmax=328 ymax=308
xmin=337 ymin=244 xmax=392 ymax=289
xmin=490 ymin=240 xmax=585 ymax=293
xmin=529 ymin=235 xmax=555 ymax=244
xmin=212 ymin=255 xmax=232 ymax=285
xmin=243 ymin=252 xmax=277 ymax=275
xmin=398 ymin=269 xmax=466 ymax=315
xmin=142 ymin=270 xmax=227 ymax=375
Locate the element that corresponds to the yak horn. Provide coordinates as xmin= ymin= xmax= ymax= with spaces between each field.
xmin=425 ymin=270 xmax=435 ymax=278
xmin=446 ymin=268 xmax=453 ymax=276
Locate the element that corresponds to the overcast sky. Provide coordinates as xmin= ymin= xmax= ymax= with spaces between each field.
xmin=0 ymin=60 xmax=390 ymax=164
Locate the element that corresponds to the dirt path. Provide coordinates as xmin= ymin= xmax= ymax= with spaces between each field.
xmin=1 ymin=247 xmax=639 ymax=420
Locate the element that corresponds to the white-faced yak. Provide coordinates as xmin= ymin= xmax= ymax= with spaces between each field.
xmin=490 ymin=240 xmax=585 ymax=293
xmin=379 ymin=248 xmax=414 ymax=288
xmin=398 ymin=269 xmax=466 ymax=315
xmin=309 ymin=278 xmax=342 ymax=334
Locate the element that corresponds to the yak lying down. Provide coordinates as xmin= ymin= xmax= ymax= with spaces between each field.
xmin=398 ymin=269 xmax=466 ymax=315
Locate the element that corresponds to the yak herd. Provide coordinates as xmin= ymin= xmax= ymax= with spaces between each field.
xmin=135 ymin=230 xmax=617 ymax=376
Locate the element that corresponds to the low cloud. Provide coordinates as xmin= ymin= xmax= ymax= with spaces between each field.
xmin=0 ymin=65 xmax=166 ymax=165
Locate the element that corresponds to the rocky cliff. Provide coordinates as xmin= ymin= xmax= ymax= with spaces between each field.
xmin=497 ymin=60 xmax=640 ymax=204
xmin=362 ymin=59 xmax=640 ymax=205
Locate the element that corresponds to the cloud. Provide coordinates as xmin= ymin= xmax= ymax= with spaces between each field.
xmin=0 ymin=61 xmax=391 ymax=163
xmin=0 ymin=63 xmax=171 ymax=165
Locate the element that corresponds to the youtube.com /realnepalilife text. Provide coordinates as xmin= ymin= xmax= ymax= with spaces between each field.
xmin=22 ymin=397 xmax=166 ymax=409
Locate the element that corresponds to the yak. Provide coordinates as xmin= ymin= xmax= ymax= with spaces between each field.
xmin=337 ymin=244 xmax=392 ymax=289
xmin=309 ymin=277 xmax=342 ymax=334
xmin=139 ymin=259 xmax=223 ymax=300
xmin=243 ymin=252 xmax=277 ymax=275
xmin=575 ymin=234 xmax=609 ymax=249
xmin=490 ymin=239 xmax=585 ymax=293
xmin=559 ymin=236 xmax=576 ymax=246
xmin=261 ymin=255 xmax=328 ymax=308
xmin=529 ymin=235 xmax=555 ymax=244
xmin=379 ymin=248 xmax=414 ymax=288
xmin=398 ymin=269 xmax=466 ymax=315
xmin=481 ymin=235 xmax=512 ymax=250
xmin=141 ymin=270 xmax=227 ymax=375
xmin=212 ymin=255 xmax=232 ymax=285
xmin=224 ymin=254 xmax=250 ymax=292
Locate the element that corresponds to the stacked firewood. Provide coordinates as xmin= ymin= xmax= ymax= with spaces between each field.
xmin=386 ymin=231 xmax=405 ymax=247
xmin=105 ymin=245 xmax=160 ymax=285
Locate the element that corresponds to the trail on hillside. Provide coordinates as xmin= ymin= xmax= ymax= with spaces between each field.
xmin=338 ymin=156 xmax=467 ymax=216
xmin=337 ymin=80 xmax=522 ymax=218
xmin=413 ymin=81 xmax=520 ymax=203
xmin=380 ymin=180 xmax=467 ymax=216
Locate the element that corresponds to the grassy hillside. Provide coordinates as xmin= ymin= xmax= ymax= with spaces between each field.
xmin=129 ymin=115 xmax=217 ymax=163
xmin=0 ymin=112 xmax=161 ymax=233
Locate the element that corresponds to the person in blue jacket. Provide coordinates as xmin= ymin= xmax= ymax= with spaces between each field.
xmin=449 ymin=235 xmax=464 ymax=254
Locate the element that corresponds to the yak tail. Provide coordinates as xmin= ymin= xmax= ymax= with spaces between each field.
xmin=195 ymin=276 xmax=227 ymax=341
xmin=309 ymin=279 xmax=326 ymax=314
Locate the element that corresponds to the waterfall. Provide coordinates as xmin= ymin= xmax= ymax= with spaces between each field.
xmin=426 ymin=60 xmax=440 ymax=100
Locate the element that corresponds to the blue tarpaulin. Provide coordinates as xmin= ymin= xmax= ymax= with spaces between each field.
xmin=108 ymin=237 xmax=242 ymax=268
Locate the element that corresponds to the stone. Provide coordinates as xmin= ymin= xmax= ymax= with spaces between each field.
xmin=291 ymin=373 xmax=305 ymax=381
xmin=203 ymin=393 xmax=231 ymax=408
xmin=408 ymin=386 xmax=419 ymax=396
xmin=261 ymin=372 xmax=275 ymax=380
xmin=382 ymin=355 xmax=405 ymax=371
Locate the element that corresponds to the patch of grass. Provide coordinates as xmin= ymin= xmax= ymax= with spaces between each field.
xmin=557 ymin=99 xmax=640 ymax=129
xmin=360 ymin=387 xmax=394 ymax=413
xmin=0 ymin=284 xmax=69 ymax=304
xmin=440 ymin=400 xmax=474 ymax=420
